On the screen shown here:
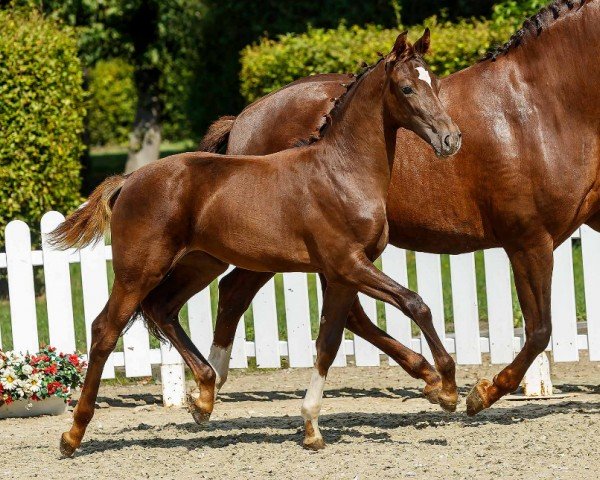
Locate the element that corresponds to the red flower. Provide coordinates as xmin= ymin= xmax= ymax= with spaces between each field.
xmin=5 ymin=396 xmax=13 ymax=405
xmin=31 ymin=393 xmax=39 ymax=401
xmin=68 ymin=354 xmax=80 ymax=367
xmin=44 ymin=364 xmax=58 ymax=375
xmin=47 ymin=381 xmax=62 ymax=395
xmin=0 ymin=384 xmax=3 ymax=394
xmin=48 ymin=346 xmax=56 ymax=352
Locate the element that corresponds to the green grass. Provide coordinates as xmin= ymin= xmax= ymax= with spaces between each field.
xmin=0 ymin=243 xmax=588 ymax=353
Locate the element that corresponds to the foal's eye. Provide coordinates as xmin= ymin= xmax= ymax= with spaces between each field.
xmin=401 ymin=86 xmax=414 ymax=95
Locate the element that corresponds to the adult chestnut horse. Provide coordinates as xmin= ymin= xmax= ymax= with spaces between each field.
xmin=199 ymin=0 xmax=600 ymax=416
xmin=51 ymin=32 xmax=461 ymax=455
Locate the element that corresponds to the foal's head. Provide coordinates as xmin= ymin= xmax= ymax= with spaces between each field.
xmin=383 ymin=30 xmax=461 ymax=157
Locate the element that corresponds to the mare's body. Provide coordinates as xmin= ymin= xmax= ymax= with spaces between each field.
xmin=201 ymin=0 xmax=600 ymax=414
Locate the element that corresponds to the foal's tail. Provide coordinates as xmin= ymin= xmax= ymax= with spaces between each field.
xmin=48 ymin=175 xmax=127 ymax=250
xmin=197 ymin=115 xmax=235 ymax=153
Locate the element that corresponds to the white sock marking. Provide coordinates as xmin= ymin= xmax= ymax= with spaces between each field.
xmin=301 ymin=369 xmax=326 ymax=438
xmin=208 ymin=343 xmax=233 ymax=394
xmin=416 ymin=66 xmax=432 ymax=88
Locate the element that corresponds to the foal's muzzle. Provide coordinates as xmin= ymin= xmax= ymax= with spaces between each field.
xmin=439 ymin=131 xmax=462 ymax=157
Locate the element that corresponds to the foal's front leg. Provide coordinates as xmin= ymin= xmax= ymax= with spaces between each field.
xmin=317 ymin=274 xmax=443 ymax=405
xmin=331 ymin=253 xmax=458 ymax=411
xmin=301 ymin=284 xmax=357 ymax=450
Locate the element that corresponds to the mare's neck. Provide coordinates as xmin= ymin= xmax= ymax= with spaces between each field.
xmin=316 ymin=61 xmax=397 ymax=186
xmin=479 ymin=2 xmax=600 ymax=123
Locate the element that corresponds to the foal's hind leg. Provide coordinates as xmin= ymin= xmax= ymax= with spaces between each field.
xmin=317 ymin=274 xmax=443 ymax=405
xmin=301 ymin=283 xmax=357 ymax=450
xmin=328 ymin=253 xmax=458 ymax=411
xmin=142 ymin=257 xmax=228 ymax=416
xmin=60 ymin=280 xmax=151 ymax=457
xmin=140 ymin=253 xmax=228 ymax=423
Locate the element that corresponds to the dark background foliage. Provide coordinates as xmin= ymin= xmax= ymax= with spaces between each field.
xmin=190 ymin=0 xmax=497 ymax=133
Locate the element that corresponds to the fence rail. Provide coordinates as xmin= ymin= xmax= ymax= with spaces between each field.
xmin=1 ymin=212 xmax=599 ymax=405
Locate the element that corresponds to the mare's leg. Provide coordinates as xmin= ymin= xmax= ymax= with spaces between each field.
xmin=140 ymin=252 xmax=228 ymax=423
xmin=466 ymin=240 xmax=553 ymax=415
xmin=317 ymin=274 xmax=443 ymax=405
xmin=327 ymin=253 xmax=458 ymax=411
xmin=301 ymin=283 xmax=357 ymax=450
xmin=209 ymin=268 xmax=274 ymax=392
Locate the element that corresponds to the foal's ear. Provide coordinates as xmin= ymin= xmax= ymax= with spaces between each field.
xmin=414 ymin=28 xmax=431 ymax=56
xmin=386 ymin=31 xmax=409 ymax=67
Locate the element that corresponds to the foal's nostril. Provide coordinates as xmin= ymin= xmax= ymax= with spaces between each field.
xmin=444 ymin=134 xmax=452 ymax=147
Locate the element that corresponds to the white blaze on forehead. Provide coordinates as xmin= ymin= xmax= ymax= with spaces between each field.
xmin=416 ymin=66 xmax=432 ymax=88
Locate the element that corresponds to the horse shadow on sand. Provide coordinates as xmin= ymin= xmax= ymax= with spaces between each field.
xmin=73 ymin=384 xmax=599 ymax=457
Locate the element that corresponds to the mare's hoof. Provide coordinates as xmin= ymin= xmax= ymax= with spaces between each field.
xmin=59 ymin=432 xmax=77 ymax=458
xmin=466 ymin=379 xmax=493 ymax=416
xmin=303 ymin=436 xmax=326 ymax=451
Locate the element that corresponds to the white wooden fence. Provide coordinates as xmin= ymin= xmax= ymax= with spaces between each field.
xmin=1 ymin=212 xmax=599 ymax=405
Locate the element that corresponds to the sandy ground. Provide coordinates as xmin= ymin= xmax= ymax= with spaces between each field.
xmin=1 ymin=355 xmax=598 ymax=480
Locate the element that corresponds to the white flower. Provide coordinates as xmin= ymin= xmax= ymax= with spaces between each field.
xmin=21 ymin=364 xmax=33 ymax=375
xmin=0 ymin=367 xmax=18 ymax=391
xmin=7 ymin=351 xmax=24 ymax=365
xmin=27 ymin=374 xmax=42 ymax=393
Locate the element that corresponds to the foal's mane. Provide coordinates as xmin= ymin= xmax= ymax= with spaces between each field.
xmin=484 ymin=0 xmax=592 ymax=61
xmin=292 ymin=60 xmax=383 ymax=147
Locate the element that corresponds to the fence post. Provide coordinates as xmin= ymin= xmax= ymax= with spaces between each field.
xmin=41 ymin=212 xmax=76 ymax=353
xmin=160 ymin=342 xmax=186 ymax=407
xmin=523 ymin=352 xmax=553 ymax=396
xmin=5 ymin=220 xmax=38 ymax=353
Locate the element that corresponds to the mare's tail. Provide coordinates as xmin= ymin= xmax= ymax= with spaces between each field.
xmin=197 ymin=115 xmax=235 ymax=153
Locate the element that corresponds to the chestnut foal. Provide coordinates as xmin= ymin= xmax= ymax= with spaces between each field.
xmin=51 ymin=32 xmax=460 ymax=455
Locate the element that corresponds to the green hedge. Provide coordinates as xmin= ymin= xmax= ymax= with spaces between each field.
xmin=240 ymin=16 xmax=514 ymax=103
xmin=0 ymin=10 xmax=85 ymax=239
xmin=88 ymin=58 xmax=137 ymax=146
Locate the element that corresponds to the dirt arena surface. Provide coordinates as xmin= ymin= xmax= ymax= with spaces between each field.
xmin=2 ymin=355 xmax=598 ymax=480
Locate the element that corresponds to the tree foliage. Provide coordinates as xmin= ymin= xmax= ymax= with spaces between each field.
xmin=0 ymin=9 xmax=85 ymax=239
xmin=240 ymin=16 xmax=513 ymax=103
xmin=190 ymin=0 xmax=497 ymax=132
xmin=87 ymin=59 xmax=137 ymax=146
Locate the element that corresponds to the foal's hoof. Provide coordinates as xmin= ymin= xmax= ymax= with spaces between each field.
xmin=423 ymin=385 xmax=441 ymax=405
xmin=303 ymin=436 xmax=326 ymax=451
xmin=466 ymin=379 xmax=493 ymax=416
xmin=438 ymin=391 xmax=458 ymax=413
xmin=59 ymin=432 xmax=77 ymax=458
xmin=190 ymin=407 xmax=211 ymax=425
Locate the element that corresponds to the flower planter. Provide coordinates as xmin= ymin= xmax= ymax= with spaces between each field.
xmin=0 ymin=396 xmax=67 ymax=419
